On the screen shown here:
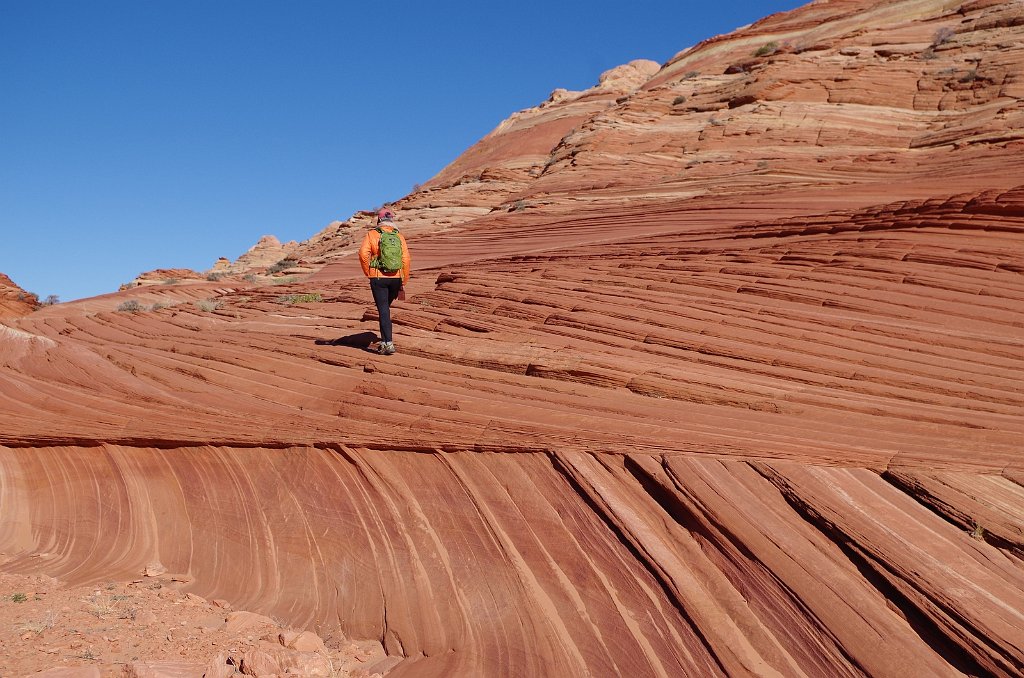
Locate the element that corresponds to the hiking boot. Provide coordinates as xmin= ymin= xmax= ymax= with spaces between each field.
xmin=377 ymin=341 xmax=396 ymax=355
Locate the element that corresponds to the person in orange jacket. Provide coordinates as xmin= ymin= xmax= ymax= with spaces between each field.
xmin=359 ymin=207 xmax=411 ymax=355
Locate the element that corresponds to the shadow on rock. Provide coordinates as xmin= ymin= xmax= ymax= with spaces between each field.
xmin=315 ymin=331 xmax=377 ymax=348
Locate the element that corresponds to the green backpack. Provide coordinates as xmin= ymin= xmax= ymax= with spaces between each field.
xmin=372 ymin=227 xmax=403 ymax=273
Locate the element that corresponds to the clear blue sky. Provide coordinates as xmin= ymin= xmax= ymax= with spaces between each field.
xmin=1 ymin=0 xmax=805 ymax=301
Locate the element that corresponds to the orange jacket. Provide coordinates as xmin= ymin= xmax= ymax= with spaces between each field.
xmin=359 ymin=225 xmax=411 ymax=283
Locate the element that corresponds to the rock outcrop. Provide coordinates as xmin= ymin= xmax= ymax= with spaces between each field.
xmin=0 ymin=272 xmax=40 ymax=318
xmin=2 ymin=0 xmax=1024 ymax=676
xmin=207 ymin=234 xmax=301 ymax=276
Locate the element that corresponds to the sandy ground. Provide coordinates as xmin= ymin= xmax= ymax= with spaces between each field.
xmin=0 ymin=570 xmax=387 ymax=677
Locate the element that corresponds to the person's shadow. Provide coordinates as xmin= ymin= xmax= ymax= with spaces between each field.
xmin=315 ymin=331 xmax=377 ymax=349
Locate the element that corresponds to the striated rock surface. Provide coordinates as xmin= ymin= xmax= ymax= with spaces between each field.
xmin=207 ymin=234 xmax=301 ymax=276
xmin=2 ymin=0 xmax=1024 ymax=676
xmin=0 ymin=272 xmax=40 ymax=318
xmin=120 ymin=268 xmax=208 ymax=290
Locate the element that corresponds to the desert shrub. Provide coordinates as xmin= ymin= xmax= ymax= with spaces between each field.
xmin=753 ymin=42 xmax=778 ymax=57
xmin=672 ymin=95 xmax=687 ymax=106
xmin=195 ymin=299 xmax=222 ymax=312
xmin=511 ymin=200 xmax=527 ymax=212
xmin=276 ymin=293 xmax=322 ymax=304
xmin=267 ymin=259 xmax=298 ymax=275
xmin=116 ymin=300 xmax=144 ymax=313
xmin=243 ymin=273 xmax=258 ymax=283
xmin=681 ymin=71 xmax=699 ymax=80
xmin=206 ymin=272 xmax=226 ymax=282
xmin=932 ymin=26 xmax=955 ymax=46
xmin=41 ymin=294 xmax=59 ymax=305
xmin=958 ymin=68 xmax=978 ymax=83
xmin=270 ymin=276 xmax=299 ymax=285
xmin=11 ymin=593 xmax=27 ymax=603
xmin=162 ymin=278 xmax=179 ymax=285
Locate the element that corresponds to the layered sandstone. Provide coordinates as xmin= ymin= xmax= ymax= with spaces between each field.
xmin=2 ymin=0 xmax=1024 ymax=676
xmin=0 ymin=273 xmax=39 ymax=318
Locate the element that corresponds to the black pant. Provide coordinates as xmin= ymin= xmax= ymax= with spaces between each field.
xmin=370 ymin=278 xmax=402 ymax=343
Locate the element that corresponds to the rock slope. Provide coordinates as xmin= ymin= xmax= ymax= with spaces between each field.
xmin=0 ymin=273 xmax=40 ymax=318
xmin=2 ymin=0 xmax=1024 ymax=676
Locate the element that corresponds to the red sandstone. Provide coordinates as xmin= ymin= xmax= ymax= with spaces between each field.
xmin=2 ymin=0 xmax=1024 ymax=675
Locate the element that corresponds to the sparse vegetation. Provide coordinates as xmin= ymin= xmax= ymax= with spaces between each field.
xmin=511 ymin=199 xmax=527 ymax=212
xmin=672 ymin=95 xmax=688 ymax=106
xmin=162 ymin=278 xmax=179 ymax=285
xmin=116 ymin=300 xmax=144 ymax=313
xmin=206 ymin=272 xmax=226 ymax=282
xmin=958 ymin=68 xmax=978 ymax=83
xmin=753 ymin=41 xmax=778 ymax=57
xmin=709 ymin=117 xmax=727 ymax=127
xmin=195 ymin=299 xmax=222 ymax=312
xmin=85 ymin=595 xmax=115 ymax=618
xmin=243 ymin=273 xmax=258 ymax=283
xmin=270 ymin=276 xmax=299 ymax=285
xmin=18 ymin=610 xmax=57 ymax=634
xmin=267 ymin=259 xmax=298 ymax=275
xmin=11 ymin=592 xmax=27 ymax=603
xmin=932 ymin=26 xmax=955 ymax=46
xmin=682 ymin=71 xmax=699 ymax=80
xmin=41 ymin=294 xmax=60 ymax=305
xmin=276 ymin=293 xmax=323 ymax=304
xmin=970 ymin=522 xmax=986 ymax=540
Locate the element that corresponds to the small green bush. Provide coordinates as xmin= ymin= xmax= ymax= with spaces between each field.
xmin=753 ymin=42 xmax=778 ymax=57
xmin=243 ymin=274 xmax=258 ymax=283
xmin=206 ymin=272 xmax=226 ymax=282
xmin=11 ymin=592 xmax=27 ymax=603
xmin=196 ymin=299 xmax=222 ymax=312
xmin=276 ymin=293 xmax=322 ymax=304
xmin=672 ymin=95 xmax=687 ymax=106
xmin=116 ymin=300 xmax=144 ymax=313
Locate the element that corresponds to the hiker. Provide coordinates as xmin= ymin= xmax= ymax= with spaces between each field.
xmin=359 ymin=207 xmax=411 ymax=355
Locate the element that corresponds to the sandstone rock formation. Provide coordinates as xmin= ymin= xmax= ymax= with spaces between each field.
xmin=125 ymin=235 xmax=304 ymax=289
xmin=120 ymin=268 xmax=208 ymax=290
xmin=0 ymin=272 xmax=40 ymax=318
xmin=207 ymin=234 xmax=301 ymax=276
xmin=2 ymin=0 xmax=1024 ymax=676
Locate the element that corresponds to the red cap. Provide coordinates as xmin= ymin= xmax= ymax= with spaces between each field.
xmin=377 ymin=208 xmax=394 ymax=221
